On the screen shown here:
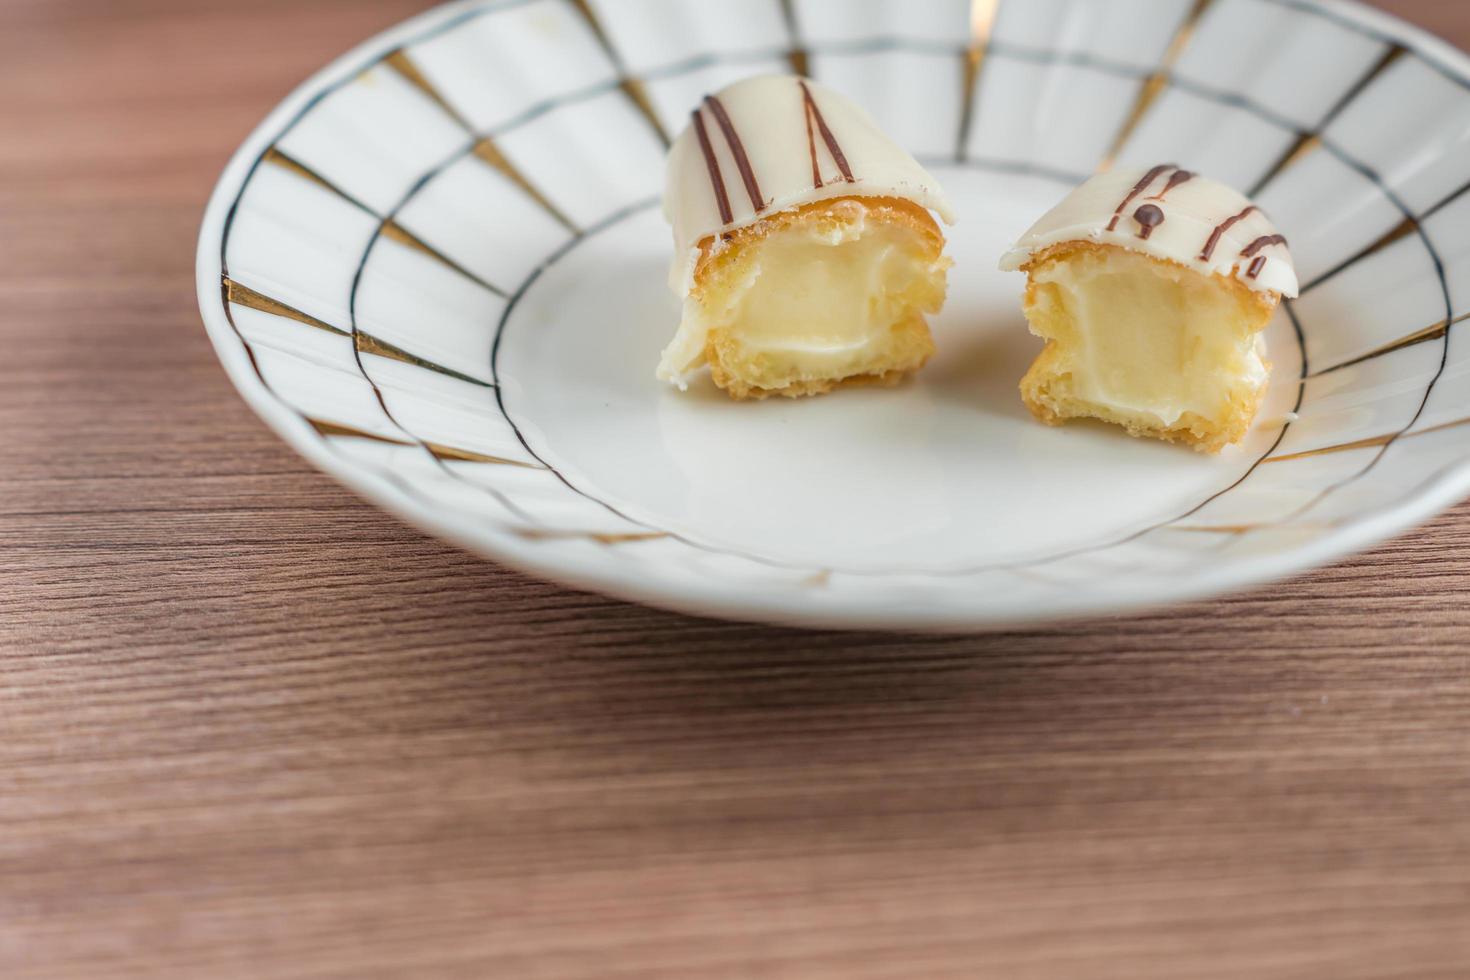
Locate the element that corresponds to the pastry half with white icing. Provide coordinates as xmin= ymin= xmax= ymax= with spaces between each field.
xmin=659 ymin=75 xmax=955 ymax=400
xmin=1001 ymin=165 xmax=1298 ymax=453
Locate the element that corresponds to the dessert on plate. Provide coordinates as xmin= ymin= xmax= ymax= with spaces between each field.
xmin=1000 ymin=165 xmax=1298 ymax=453
xmin=659 ymin=75 xmax=955 ymax=400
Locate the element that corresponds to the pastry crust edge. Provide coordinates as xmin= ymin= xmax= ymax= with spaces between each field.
xmin=687 ymin=196 xmax=947 ymax=401
xmin=1015 ymin=241 xmax=1279 ymax=454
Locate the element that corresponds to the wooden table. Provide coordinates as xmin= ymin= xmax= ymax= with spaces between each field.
xmin=4 ymin=1 xmax=1470 ymax=976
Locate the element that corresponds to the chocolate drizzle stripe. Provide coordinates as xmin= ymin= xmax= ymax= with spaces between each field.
xmin=802 ymin=85 xmax=822 ymax=189
xmin=704 ymin=95 xmax=766 ymax=213
xmin=800 ymin=80 xmax=855 ymax=185
xmin=1151 ymin=169 xmax=1195 ymax=199
xmin=1247 ymin=255 xmax=1268 ymax=279
xmin=1200 ymin=205 xmax=1258 ymax=261
xmin=1107 ymin=163 xmax=1176 ymax=232
xmin=1241 ymin=234 xmax=1288 ymax=258
xmin=690 ymin=107 xmax=732 ymax=226
xmin=1133 ymin=204 xmax=1165 ymax=240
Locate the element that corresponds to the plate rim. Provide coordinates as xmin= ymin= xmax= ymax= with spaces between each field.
xmin=197 ymin=0 xmax=1470 ymax=631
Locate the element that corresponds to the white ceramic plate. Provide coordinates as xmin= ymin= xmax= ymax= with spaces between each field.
xmin=198 ymin=0 xmax=1470 ymax=631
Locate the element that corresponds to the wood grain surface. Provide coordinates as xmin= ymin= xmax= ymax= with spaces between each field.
xmin=4 ymin=1 xmax=1470 ymax=977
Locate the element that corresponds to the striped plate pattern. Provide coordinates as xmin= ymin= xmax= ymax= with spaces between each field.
xmin=198 ymin=0 xmax=1470 ymax=630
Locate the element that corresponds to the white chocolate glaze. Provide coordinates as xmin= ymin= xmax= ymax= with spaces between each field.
xmin=1000 ymin=166 xmax=1299 ymax=298
xmin=664 ymin=74 xmax=955 ymax=294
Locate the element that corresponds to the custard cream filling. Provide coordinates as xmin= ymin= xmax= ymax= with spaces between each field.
xmin=657 ymin=205 xmax=945 ymax=387
xmin=1030 ymin=249 xmax=1268 ymax=427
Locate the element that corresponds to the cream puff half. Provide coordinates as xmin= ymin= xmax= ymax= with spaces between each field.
xmin=660 ymin=75 xmax=955 ymax=400
xmin=1001 ymin=165 xmax=1298 ymax=453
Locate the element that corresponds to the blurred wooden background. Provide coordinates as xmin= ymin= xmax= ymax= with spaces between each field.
xmin=3 ymin=1 xmax=1469 ymax=976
